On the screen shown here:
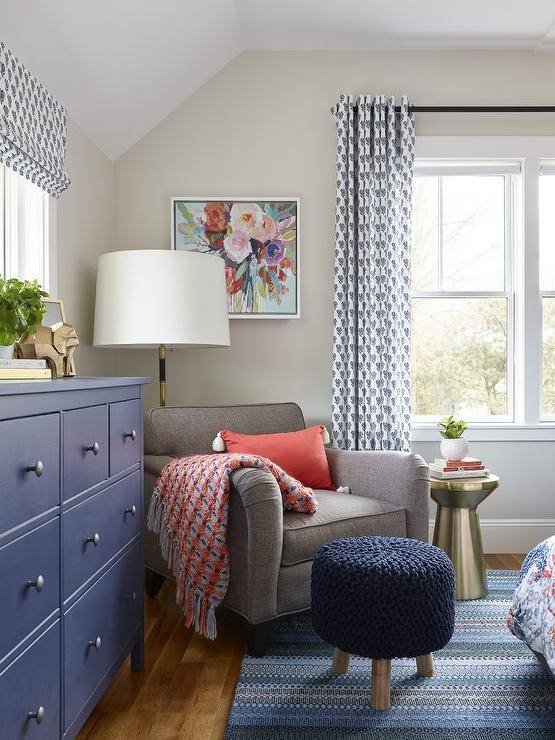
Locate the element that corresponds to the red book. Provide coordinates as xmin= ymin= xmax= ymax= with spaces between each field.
xmin=442 ymin=464 xmax=485 ymax=472
xmin=434 ymin=457 xmax=484 ymax=470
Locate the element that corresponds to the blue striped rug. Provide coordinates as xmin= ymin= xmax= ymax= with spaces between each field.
xmin=225 ymin=570 xmax=555 ymax=739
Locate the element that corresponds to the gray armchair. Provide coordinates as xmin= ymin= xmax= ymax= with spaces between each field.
xmin=143 ymin=403 xmax=430 ymax=655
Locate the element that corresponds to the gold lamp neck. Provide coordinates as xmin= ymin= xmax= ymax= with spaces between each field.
xmin=158 ymin=344 xmax=166 ymax=407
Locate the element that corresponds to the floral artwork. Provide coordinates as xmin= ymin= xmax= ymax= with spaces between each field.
xmin=172 ymin=199 xmax=299 ymax=317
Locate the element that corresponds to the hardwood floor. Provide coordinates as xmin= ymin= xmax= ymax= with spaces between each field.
xmin=79 ymin=554 xmax=525 ymax=739
xmin=483 ymin=553 xmax=524 ymax=570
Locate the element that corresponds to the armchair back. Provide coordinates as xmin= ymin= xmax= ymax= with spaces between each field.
xmin=144 ymin=402 xmax=306 ymax=457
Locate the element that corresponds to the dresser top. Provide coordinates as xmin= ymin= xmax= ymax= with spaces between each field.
xmin=0 ymin=376 xmax=152 ymax=396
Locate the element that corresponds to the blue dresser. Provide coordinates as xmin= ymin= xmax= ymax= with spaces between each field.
xmin=0 ymin=377 xmax=150 ymax=739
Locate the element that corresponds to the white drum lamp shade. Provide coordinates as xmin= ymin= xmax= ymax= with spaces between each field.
xmin=94 ymin=250 xmax=230 ymax=404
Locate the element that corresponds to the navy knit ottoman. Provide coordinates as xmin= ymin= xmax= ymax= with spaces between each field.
xmin=311 ymin=536 xmax=455 ymax=710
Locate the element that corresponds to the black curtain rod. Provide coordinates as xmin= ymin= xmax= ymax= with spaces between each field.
xmin=402 ymin=106 xmax=555 ymax=113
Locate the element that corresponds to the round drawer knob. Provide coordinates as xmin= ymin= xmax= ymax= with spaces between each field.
xmin=28 ymin=706 xmax=45 ymax=724
xmin=125 ymin=504 xmax=137 ymax=517
xmin=89 ymin=636 xmax=102 ymax=651
xmin=125 ymin=591 xmax=137 ymax=601
xmin=27 ymin=575 xmax=45 ymax=592
xmin=26 ymin=460 xmax=44 ymax=477
xmin=85 ymin=442 xmax=100 ymax=455
xmin=124 ymin=429 xmax=137 ymax=441
xmin=86 ymin=532 xmax=101 ymax=546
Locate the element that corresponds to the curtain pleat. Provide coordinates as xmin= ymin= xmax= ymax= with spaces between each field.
xmin=0 ymin=42 xmax=70 ymax=198
xmin=331 ymin=95 xmax=415 ymax=451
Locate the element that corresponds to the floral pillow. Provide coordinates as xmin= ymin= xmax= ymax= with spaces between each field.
xmin=507 ymin=536 xmax=555 ymax=675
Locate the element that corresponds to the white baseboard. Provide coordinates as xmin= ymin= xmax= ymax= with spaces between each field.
xmin=428 ymin=518 xmax=555 ymax=554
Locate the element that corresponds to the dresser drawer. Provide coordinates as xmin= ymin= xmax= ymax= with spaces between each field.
xmin=0 ymin=620 xmax=60 ymax=739
xmin=110 ymin=399 xmax=141 ymax=476
xmin=64 ymin=542 xmax=142 ymax=728
xmin=63 ymin=405 xmax=108 ymax=500
xmin=63 ymin=470 xmax=141 ymax=598
xmin=0 ymin=414 xmax=59 ymax=534
xmin=0 ymin=517 xmax=60 ymax=661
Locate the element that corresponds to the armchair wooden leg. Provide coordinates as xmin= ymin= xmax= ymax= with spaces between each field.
xmin=416 ymin=653 xmax=435 ymax=677
xmin=371 ymin=659 xmax=391 ymax=710
xmin=332 ymin=648 xmax=350 ymax=675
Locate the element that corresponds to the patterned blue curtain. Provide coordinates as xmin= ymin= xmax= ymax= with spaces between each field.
xmin=331 ymin=95 xmax=415 ymax=451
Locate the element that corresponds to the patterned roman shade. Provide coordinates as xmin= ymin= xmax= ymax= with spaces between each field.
xmin=0 ymin=41 xmax=70 ymax=197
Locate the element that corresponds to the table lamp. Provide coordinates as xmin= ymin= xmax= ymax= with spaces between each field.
xmin=93 ymin=249 xmax=230 ymax=406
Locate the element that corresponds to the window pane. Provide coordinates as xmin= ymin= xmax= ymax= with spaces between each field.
xmin=542 ymin=297 xmax=555 ymax=417
xmin=411 ymin=176 xmax=439 ymax=291
xmin=412 ymin=297 xmax=508 ymax=418
xmin=539 ymin=175 xmax=555 ymax=290
xmin=4 ymin=167 xmax=49 ymax=289
xmin=442 ymin=176 xmax=505 ymax=291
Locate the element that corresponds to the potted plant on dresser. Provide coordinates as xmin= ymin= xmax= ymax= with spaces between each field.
xmin=0 ymin=277 xmax=48 ymax=358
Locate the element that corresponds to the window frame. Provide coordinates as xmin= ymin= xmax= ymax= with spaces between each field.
xmin=411 ymin=165 xmax=516 ymax=425
xmin=411 ymin=137 xmax=555 ymax=442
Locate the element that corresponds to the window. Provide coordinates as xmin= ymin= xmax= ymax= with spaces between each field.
xmin=540 ymin=164 xmax=555 ymax=419
xmin=0 ymin=163 xmax=50 ymax=289
xmin=410 ymin=139 xmax=555 ymax=439
xmin=411 ymin=162 xmax=517 ymax=422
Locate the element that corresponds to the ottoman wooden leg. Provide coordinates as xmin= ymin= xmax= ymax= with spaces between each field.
xmin=371 ymin=659 xmax=391 ymax=710
xmin=332 ymin=648 xmax=350 ymax=675
xmin=416 ymin=653 xmax=435 ymax=677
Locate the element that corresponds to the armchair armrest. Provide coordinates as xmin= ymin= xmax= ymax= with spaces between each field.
xmin=326 ymin=449 xmax=430 ymax=541
xmin=225 ymin=468 xmax=284 ymax=624
xmin=143 ymin=457 xmax=285 ymax=624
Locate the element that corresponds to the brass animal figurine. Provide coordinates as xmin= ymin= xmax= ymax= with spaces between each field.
xmin=16 ymin=322 xmax=79 ymax=378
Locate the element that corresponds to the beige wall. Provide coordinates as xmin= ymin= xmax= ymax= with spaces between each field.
xmin=115 ymin=52 xmax=555 ymax=421
xmin=57 ymin=121 xmax=115 ymax=376
xmin=113 ymin=50 xmax=555 ymax=413
xmin=109 ymin=51 xmax=555 ymax=548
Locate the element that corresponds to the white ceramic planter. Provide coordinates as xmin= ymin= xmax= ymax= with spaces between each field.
xmin=440 ymin=437 xmax=469 ymax=461
xmin=0 ymin=343 xmax=14 ymax=360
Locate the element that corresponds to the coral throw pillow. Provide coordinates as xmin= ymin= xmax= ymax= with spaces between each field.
xmin=219 ymin=426 xmax=334 ymax=490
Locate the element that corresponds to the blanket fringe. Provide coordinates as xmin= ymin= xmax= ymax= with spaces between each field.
xmin=147 ymin=487 xmax=217 ymax=640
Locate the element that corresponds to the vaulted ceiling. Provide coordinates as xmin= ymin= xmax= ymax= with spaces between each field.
xmin=3 ymin=0 xmax=555 ymax=159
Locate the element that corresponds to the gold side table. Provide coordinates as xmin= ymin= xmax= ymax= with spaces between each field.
xmin=431 ymin=474 xmax=500 ymax=600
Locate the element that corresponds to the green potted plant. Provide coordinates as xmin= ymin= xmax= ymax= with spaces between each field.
xmin=438 ymin=415 xmax=469 ymax=461
xmin=0 ymin=277 xmax=48 ymax=359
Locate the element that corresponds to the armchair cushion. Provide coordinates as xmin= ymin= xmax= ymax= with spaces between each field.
xmin=281 ymin=490 xmax=405 ymax=566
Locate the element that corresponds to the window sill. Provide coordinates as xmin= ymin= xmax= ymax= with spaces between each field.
xmin=411 ymin=424 xmax=555 ymax=442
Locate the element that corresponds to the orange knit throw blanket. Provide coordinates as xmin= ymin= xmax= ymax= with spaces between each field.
xmin=147 ymin=453 xmax=317 ymax=639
